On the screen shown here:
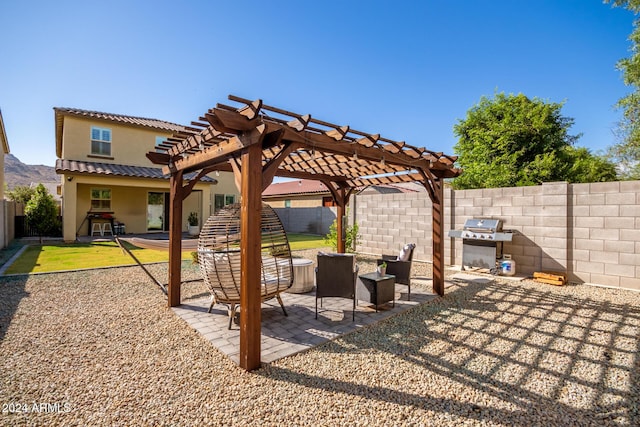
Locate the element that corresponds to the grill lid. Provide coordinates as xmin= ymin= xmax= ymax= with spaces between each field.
xmin=463 ymin=218 xmax=502 ymax=232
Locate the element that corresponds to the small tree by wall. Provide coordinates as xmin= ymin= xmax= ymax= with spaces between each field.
xmin=324 ymin=217 xmax=360 ymax=253
xmin=25 ymin=184 xmax=59 ymax=243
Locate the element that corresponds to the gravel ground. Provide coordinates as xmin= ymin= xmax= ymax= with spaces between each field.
xmin=1 ymin=250 xmax=639 ymax=426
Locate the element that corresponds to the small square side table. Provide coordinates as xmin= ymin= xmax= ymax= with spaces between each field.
xmin=357 ymin=273 xmax=395 ymax=312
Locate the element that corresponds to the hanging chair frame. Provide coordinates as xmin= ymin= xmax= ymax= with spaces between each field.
xmin=197 ymin=202 xmax=293 ymax=329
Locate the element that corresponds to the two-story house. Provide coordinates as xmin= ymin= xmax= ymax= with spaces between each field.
xmin=55 ymin=108 xmax=238 ymax=242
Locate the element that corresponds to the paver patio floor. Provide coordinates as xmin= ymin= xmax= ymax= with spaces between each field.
xmin=173 ymin=280 xmax=441 ymax=364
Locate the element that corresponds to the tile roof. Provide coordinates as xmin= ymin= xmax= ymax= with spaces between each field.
xmin=262 ymin=179 xmax=330 ymax=197
xmin=263 ymin=179 xmax=422 ymax=197
xmin=55 ymin=159 xmax=216 ymax=183
xmin=54 ymin=107 xmax=185 ymax=133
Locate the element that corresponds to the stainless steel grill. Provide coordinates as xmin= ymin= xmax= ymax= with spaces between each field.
xmin=448 ymin=218 xmax=513 ymax=272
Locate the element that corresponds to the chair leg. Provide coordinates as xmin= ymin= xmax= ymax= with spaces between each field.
xmin=91 ymin=223 xmax=103 ymax=236
xmin=276 ymin=294 xmax=288 ymax=317
xmin=228 ymin=304 xmax=239 ymax=330
xmin=352 ymin=297 xmax=355 ymax=321
xmin=207 ymin=296 xmax=215 ymax=313
xmin=315 ymin=297 xmax=318 ymax=319
xmin=102 ymin=222 xmax=113 ymax=236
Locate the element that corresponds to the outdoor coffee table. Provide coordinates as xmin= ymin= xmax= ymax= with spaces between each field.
xmin=285 ymin=258 xmax=315 ymax=293
xmin=357 ymin=272 xmax=396 ymax=312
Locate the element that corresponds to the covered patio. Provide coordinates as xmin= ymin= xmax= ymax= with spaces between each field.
xmin=147 ymin=95 xmax=461 ymax=370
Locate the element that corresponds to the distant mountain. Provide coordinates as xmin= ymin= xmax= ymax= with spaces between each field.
xmin=4 ymin=154 xmax=58 ymax=190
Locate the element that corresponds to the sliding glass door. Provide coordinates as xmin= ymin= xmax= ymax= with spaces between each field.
xmin=147 ymin=192 xmax=167 ymax=231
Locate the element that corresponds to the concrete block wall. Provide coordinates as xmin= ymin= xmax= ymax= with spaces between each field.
xmin=352 ymin=180 xmax=640 ymax=292
xmin=353 ymin=192 xmax=433 ymax=261
xmin=449 ymin=182 xmax=569 ymax=277
xmin=571 ymin=181 xmax=640 ymax=290
xmin=274 ymin=207 xmax=336 ymax=235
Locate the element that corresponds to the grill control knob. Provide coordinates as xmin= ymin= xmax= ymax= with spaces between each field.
xmin=480 ymin=234 xmax=485 ymax=239
xmin=488 ymin=235 xmax=493 ymax=239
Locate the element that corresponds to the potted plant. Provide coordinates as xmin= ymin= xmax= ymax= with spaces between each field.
xmin=187 ymin=212 xmax=199 ymax=236
xmin=377 ymin=261 xmax=387 ymax=276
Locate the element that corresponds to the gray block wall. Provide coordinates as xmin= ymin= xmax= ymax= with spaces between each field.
xmin=274 ymin=207 xmax=337 ymax=235
xmin=350 ymin=180 xmax=640 ymax=292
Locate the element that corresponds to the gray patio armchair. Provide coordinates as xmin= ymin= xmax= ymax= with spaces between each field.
xmin=315 ymin=252 xmax=358 ymax=321
xmin=377 ymin=243 xmax=416 ymax=300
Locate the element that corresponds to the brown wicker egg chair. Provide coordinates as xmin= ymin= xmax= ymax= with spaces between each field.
xmin=197 ymin=202 xmax=293 ymax=329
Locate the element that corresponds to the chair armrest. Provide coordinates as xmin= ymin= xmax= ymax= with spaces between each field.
xmin=386 ymin=259 xmax=410 ymax=266
xmin=381 ymin=254 xmax=398 ymax=261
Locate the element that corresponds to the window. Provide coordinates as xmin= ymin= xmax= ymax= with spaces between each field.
xmin=155 ymin=136 xmax=167 ymax=153
xmin=322 ymin=196 xmax=337 ymax=207
xmin=91 ymin=188 xmax=111 ymax=210
xmin=214 ymin=194 xmax=236 ymax=212
xmin=284 ymin=199 xmax=291 ymax=208
xmin=91 ymin=127 xmax=111 ymax=156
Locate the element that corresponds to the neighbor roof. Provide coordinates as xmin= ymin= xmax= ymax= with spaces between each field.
xmin=55 ymin=159 xmax=216 ymax=183
xmin=54 ymin=107 xmax=186 ymax=158
xmin=263 ymin=178 xmax=422 ymax=198
xmin=262 ymin=179 xmax=330 ymax=197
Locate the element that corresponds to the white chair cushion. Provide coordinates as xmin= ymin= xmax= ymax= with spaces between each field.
xmin=398 ymin=243 xmax=415 ymax=261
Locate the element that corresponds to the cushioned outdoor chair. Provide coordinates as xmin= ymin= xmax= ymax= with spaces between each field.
xmin=377 ymin=243 xmax=416 ymax=300
xmin=315 ymin=252 xmax=358 ymax=321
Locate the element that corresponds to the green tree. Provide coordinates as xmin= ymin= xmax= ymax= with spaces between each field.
xmin=452 ymin=93 xmax=617 ymax=189
xmin=605 ymin=0 xmax=640 ymax=179
xmin=25 ymin=184 xmax=59 ymax=243
xmin=7 ymin=185 xmax=36 ymax=204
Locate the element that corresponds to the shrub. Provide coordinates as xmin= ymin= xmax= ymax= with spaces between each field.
xmin=324 ymin=219 xmax=359 ymax=253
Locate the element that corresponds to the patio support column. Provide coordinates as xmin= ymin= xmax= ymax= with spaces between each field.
xmin=239 ymin=143 xmax=262 ymax=371
xmin=336 ymin=195 xmax=345 ymax=253
xmin=432 ymin=178 xmax=445 ymax=296
xmin=168 ymin=170 xmax=184 ymax=307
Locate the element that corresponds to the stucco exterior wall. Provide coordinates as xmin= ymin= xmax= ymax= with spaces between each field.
xmin=57 ymin=112 xmax=240 ymax=241
xmin=266 ymin=195 xmax=326 ymax=208
xmin=66 ymin=177 xmax=211 ymax=238
xmin=61 ymin=116 xmax=174 ymax=167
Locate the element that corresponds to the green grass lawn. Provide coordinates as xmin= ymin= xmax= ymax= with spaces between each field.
xmin=3 ymin=233 xmax=327 ymax=275
xmin=3 ymin=241 xmax=187 ymax=275
xmin=287 ymin=233 xmax=327 ymax=250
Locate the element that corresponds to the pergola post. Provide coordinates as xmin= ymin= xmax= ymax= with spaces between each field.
xmin=239 ymin=143 xmax=263 ymax=370
xmin=336 ymin=190 xmax=346 ymax=253
xmin=168 ymin=170 xmax=184 ymax=307
xmin=432 ymin=178 xmax=445 ymax=296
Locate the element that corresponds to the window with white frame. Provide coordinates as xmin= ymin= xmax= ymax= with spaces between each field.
xmin=90 ymin=188 xmax=111 ymax=210
xmin=91 ymin=127 xmax=112 ymax=156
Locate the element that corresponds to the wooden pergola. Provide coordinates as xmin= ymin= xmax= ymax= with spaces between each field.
xmin=147 ymin=95 xmax=461 ymax=370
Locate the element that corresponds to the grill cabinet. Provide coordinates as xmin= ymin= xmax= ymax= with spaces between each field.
xmin=448 ymin=218 xmax=513 ymax=272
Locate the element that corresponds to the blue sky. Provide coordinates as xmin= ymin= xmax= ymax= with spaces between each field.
xmin=0 ymin=0 xmax=635 ymax=167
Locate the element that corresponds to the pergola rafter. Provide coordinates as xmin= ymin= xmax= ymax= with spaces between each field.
xmin=147 ymin=95 xmax=461 ymax=371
